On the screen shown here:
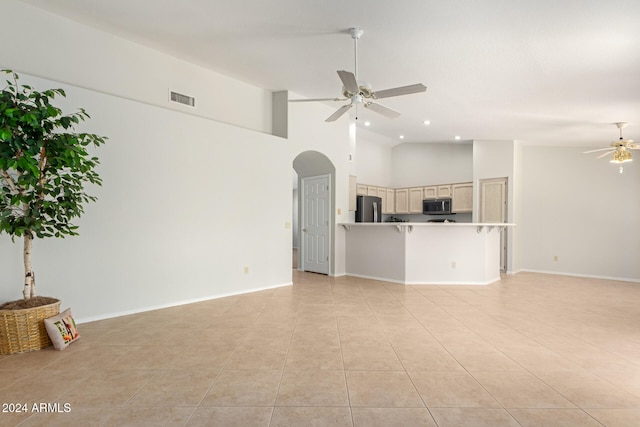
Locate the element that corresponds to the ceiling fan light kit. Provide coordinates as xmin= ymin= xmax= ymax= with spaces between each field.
xmin=609 ymin=149 xmax=632 ymax=164
xmin=289 ymin=27 xmax=427 ymax=122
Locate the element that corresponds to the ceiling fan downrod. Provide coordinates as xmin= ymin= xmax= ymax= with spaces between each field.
xmin=350 ymin=27 xmax=363 ymax=81
xmin=615 ymin=122 xmax=628 ymax=140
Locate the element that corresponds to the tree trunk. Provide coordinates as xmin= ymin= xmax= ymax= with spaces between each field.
xmin=23 ymin=232 xmax=36 ymax=299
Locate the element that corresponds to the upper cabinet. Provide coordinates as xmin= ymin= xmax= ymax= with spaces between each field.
xmin=395 ymin=188 xmax=409 ymax=214
xmin=423 ymin=186 xmax=437 ymax=199
xmin=376 ymin=187 xmax=387 ymax=214
xmin=437 ymin=185 xmax=452 ymax=198
xmin=377 ymin=187 xmax=396 ymax=214
xmin=451 ymin=182 xmax=473 ymax=213
xmin=354 ymin=182 xmax=395 ymax=213
xmin=409 ymin=187 xmax=424 ymax=213
xmin=385 ymin=188 xmax=395 ymax=214
xmin=424 ymin=185 xmax=451 ymax=199
xmin=355 ymin=181 xmax=473 ymax=215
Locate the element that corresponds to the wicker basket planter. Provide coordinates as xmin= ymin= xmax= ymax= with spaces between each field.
xmin=0 ymin=298 xmax=61 ymax=355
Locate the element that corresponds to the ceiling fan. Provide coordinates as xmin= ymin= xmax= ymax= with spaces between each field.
xmin=583 ymin=122 xmax=639 ymax=172
xmin=289 ymin=27 xmax=427 ymax=122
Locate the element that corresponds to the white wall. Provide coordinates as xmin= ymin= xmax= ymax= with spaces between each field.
xmin=287 ymin=100 xmax=351 ymax=276
xmin=292 ymin=188 xmax=299 ymax=249
xmin=1 ymin=0 xmax=272 ymax=134
xmin=391 ymin=142 xmax=473 ymax=187
xmin=0 ymin=74 xmax=293 ymax=321
xmin=345 ymin=225 xmax=501 ymax=285
xmin=519 ymin=146 xmax=640 ymax=281
xmin=472 ymin=140 xmax=519 ymax=273
xmin=512 ymin=141 xmax=524 ymax=273
xmin=354 ymin=129 xmax=394 ymax=187
xmin=0 ymin=1 xmax=352 ymax=320
xmin=387 ymin=139 xmax=640 ymax=282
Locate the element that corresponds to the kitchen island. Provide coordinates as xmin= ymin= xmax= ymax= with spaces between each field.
xmin=341 ymin=222 xmax=515 ymax=285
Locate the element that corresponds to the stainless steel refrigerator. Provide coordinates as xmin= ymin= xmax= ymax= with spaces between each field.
xmin=355 ymin=195 xmax=382 ymax=222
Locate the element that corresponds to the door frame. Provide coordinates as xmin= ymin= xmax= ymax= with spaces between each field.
xmin=299 ymin=173 xmax=332 ymax=274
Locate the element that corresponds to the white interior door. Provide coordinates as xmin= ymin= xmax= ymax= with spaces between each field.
xmin=480 ymin=178 xmax=508 ymax=271
xmin=301 ymin=175 xmax=330 ymax=274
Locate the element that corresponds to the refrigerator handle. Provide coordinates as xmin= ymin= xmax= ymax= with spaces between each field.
xmin=373 ymin=202 xmax=378 ymax=223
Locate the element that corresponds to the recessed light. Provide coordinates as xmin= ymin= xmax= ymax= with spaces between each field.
xmin=454 ymin=135 xmax=461 ymax=140
xmin=364 ymin=121 xmax=371 ymax=126
xmin=423 ymin=120 xmax=431 ymax=126
xmin=399 ymin=135 xmax=405 ymax=139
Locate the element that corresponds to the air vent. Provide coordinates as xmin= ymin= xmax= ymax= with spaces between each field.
xmin=169 ymin=90 xmax=195 ymax=107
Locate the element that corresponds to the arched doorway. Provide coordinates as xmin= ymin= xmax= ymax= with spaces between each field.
xmin=292 ymin=151 xmax=336 ymax=275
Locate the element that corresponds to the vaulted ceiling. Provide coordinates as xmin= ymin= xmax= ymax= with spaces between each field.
xmin=18 ymin=0 xmax=640 ymax=147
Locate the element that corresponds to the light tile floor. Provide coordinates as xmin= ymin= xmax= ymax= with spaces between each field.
xmin=1 ymin=271 xmax=639 ymax=426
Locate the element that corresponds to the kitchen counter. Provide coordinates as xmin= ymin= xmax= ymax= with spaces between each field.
xmin=340 ymin=222 xmax=515 ymax=285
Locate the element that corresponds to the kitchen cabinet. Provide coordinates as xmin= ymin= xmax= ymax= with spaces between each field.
xmin=386 ymin=188 xmax=395 ymax=214
xmin=395 ymin=188 xmax=409 ymax=213
xmin=424 ymin=185 xmax=451 ymax=199
xmin=357 ymin=181 xmax=467 ymax=215
xmin=376 ymin=187 xmax=397 ymax=214
xmin=409 ymin=187 xmax=424 ymax=213
xmin=423 ymin=186 xmax=437 ymax=199
xmin=423 ymin=184 xmax=451 ymax=199
xmin=438 ymin=185 xmax=452 ymax=198
xmin=356 ymin=182 xmax=396 ymax=214
xmin=452 ymin=182 xmax=473 ymax=213
xmin=376 ymin=187 xmax=387 ymax=214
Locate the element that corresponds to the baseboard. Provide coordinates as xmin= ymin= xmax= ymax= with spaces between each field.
xmin=406 ymin=277 xmax=500 ymax=286
xmin=518 ymin=269 xmax=640 ymax=284
xmin=76 ymin=281 xmax=293 ymax=324
xmin=346 ymin=273 xmax=406 ymax=284
xmin=346 ymin=273 xmax=500 ymax=286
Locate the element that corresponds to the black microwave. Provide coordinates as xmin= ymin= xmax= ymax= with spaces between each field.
xmin=423 ymin=198 xmax=452 ymax=215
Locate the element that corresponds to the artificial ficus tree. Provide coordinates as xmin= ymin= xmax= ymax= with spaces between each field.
xmin=0 ymin=70 xmax=106 ymax=300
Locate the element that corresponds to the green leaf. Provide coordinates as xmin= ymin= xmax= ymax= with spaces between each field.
xmin=0 ymin=71 xmax=106 ymax=242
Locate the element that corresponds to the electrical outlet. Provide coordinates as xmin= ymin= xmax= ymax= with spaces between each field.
xmin=244 ymin=266 xmax=249 ymax=274
xmin=451 ymin=261 xmax=456 ymax=269
xmin=553 ymin=255 xmax=558 ymax=262
xmin=285 ymin=221 xmax=291 ymax=229
xmin=337 ymin=208 xmax=342 ymax=215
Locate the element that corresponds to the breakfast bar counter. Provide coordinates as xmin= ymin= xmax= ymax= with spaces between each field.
xmin=341 ymin=222 xmax=515 ymax=285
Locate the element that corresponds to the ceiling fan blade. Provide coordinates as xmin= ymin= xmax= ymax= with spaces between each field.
xmin=596 ymin=150 xmax=616 ymax=159
xmin=325 ymin=104 xmax=353 ymax=122
xmin=364 ymin=102 xmax=401 ymax=118
xmin=628 ymin=142 xmax=640 ymax=149
xmin=289 ymin=97 xmax=347 ymax=103
xmin=583 ymin=147 xmax=616 ymax=153
xmin=337 ymin=70 xmax=359 ymax=95
xmin=373 ymin=83 xmax=427 ymax=99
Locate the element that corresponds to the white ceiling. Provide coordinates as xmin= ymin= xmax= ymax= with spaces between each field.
xmin=19 ymin=0 xmax=640 ymax=147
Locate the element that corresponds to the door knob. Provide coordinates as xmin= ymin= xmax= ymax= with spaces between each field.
xmin=302 ymin=228 xmax=307 ymax=232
